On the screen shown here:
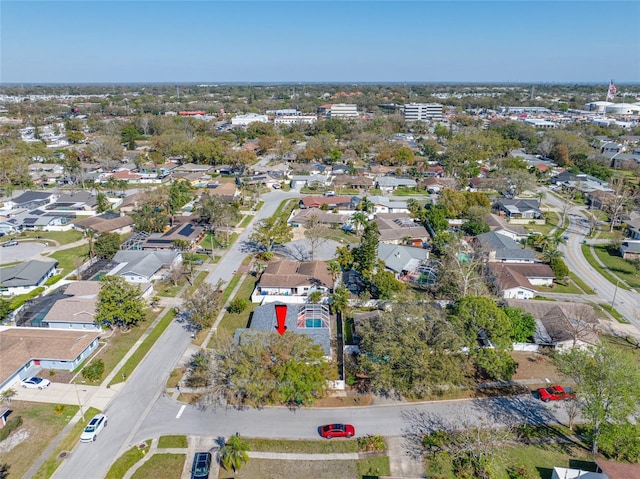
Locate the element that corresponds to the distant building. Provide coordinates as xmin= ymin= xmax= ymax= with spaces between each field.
xmin=274 ymin=115 xmax=317 ymax=125
xmin=403 ymin=103 xmax=444 ymax=122
xmin=327 ymin=104 xmax=359 ymax=119
xmin=231 ymin=113 xmax=269 ymax=126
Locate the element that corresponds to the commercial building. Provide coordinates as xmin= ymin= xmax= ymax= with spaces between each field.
xmin=402 ymin=103 xmax=444 ymax=122
xmin=327 ymin=103 xmax=359 ymax=119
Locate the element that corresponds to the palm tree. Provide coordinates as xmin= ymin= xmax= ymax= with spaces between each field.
xmin=327 ymin=261 xmax=341 ymax=283
xmin=350 ymin=212 xmax=368 ymax=235
xmin=357 ymin=196 xmax=374 ymax=214
xmin=541 ymin=247 xmax=563 ymax=263
xmin=219 ymin=433 xmax=250 ymax=474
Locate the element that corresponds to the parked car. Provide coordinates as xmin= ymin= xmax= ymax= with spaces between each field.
xmin=2 ymin=240 xmax=18 ymax=247
xmin=191 ymin=451 xmax=212 ymax=479
xmin=21 ymin=376 xmax=51 ymax=389
xmin=537 ymin=385 xmax=576 ymax=402
xmin=80 ymin=413 xmax=108 ymax=442
xmin=319 ymin=423 xmax=355 ymax=439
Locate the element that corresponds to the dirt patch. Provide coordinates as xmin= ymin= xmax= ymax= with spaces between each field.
xmin=39 ymin=369 xmax=75 ymax=384
xmin=510 ymin=351 xmax=560 ymax=383
xmin=0 ymin=428 xmax=29 ymax=453
xmin=313 ymin=394 xmax=372 ymax=408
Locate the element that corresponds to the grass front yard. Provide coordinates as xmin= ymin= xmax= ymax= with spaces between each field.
xmin=581 ymin=245 xmax=631 ymax=291
xmin=245 ymin=438 xmax=358 ymax=454
xmin=591 ymin=244 xmax=640 ymax=290
xmin=48 ymin=244 xmax=90 ymax=276
xmin=212 ymin=274 xmax=258 ymax=341
xmin=0 ymin=402 xmax=79 ymax=479
xmin=158 ymin=435 xmax=188 ymax=448
xmin=105 ymin=441 xmax=151 ymax=479
xmin=219 ymin=459 xmax=359 ymax=479
xmin=131 ymin=453 xmax=186 ymax=479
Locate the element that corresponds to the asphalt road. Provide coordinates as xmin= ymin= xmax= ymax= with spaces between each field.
xmin=542 ymin=189 xmax=640 ymax=328
xmin=52 ymin=190 xmax=301 ymax=479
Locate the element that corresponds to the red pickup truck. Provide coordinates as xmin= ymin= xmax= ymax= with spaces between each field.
xmin=537 ymin=385 xmax=576 ymax=402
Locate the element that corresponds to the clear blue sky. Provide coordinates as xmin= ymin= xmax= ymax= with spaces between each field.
xmin=1 ymin=1 xmax=638 ymax=83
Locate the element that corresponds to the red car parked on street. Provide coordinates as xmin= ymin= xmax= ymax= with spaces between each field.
xmin=537 ymin=385 xmax=576 ymax=402
xmin=319 ymin=424 xmax=355 ymax=439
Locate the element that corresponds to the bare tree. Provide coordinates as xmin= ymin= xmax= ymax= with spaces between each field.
xmin=182 ymin=280 xmax=225 ymax=331
xmin=88 ymin=135 xmax=124 ymax=171
xmin=303 ymin=213 xmax=330 ymax=260
xmin=605 ymin=176 xmax=638 ymax=232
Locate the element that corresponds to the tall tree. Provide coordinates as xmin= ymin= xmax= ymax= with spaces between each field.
xmin=93 ymin=232 xmax=122 ymax=259
xmin=352 ymin=222 xmax=379 ymax=278
xmin=182 ymin=281 xmax=224 ymax=331
xmin=303 ymin=213 xmax=330 ymax=260
xmin=554 ymin=342 xmax=640 ymax=454
xmin=96 ymin=276 xmax=146 ymax=329
xmin=249 ymin=216 xmax=293 ymax=253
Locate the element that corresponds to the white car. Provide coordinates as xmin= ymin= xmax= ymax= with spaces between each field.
xmin=80 ymin=413 xmax=108 ymax=442
xmin=21 ymin=376 xmax=51 ymax=389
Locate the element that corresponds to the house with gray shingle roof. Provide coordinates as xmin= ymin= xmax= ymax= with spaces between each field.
xmin=494 ymin=198 xmax=542 ymax=220
xmin=0 ymin=260 xmax=58 ymax=296
xmin=3 ymin=191 xmax=58 ymax=210
xmin=378 ymin=243 xmax=429 ymax=277
xmin=620 ymin=240 xmax=640 ymax=260
xmin=235 ymin=302 xmax=331 ymax=356
xmin=110 ymin=250 xmax=182 ymax=284
xmin=475 ymin=231 xmax=536 ymax=263
xmin=375 ymin=176 xmax=417 ymax=192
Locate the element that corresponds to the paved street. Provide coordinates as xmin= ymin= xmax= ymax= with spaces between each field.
xmin=542 ymin=189 xmax=640 ymax=328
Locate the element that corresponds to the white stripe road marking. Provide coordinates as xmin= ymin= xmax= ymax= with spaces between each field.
xmin=176 ymin=405 xmax=186 ymax=419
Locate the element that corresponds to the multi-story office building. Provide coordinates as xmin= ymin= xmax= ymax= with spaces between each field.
xmin=403 ymin=103 xmax=444 ymax=122
xmin=327 ymin=103 xmax=359 ymax=119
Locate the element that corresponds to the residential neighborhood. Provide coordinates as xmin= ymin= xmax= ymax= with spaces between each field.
xmin=0 ymin=79 xmax=640 ymax=479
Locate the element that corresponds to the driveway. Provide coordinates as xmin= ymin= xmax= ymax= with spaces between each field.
xmin=275 ymin=239 xmax=341 ymax=262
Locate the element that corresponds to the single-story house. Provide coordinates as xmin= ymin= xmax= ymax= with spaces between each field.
xmin=489 ymin=262 xmax=555 ymax=298
xmin=378 ymin=243 xmax=429 ymax=277
xmin=506 ymin=299 xmax=599 ymax=350
xmin=253 ymin=260 xmax=334 ymax=303
xmin=367 ymin=196 xmax=409 ymax=214
xmin=484 ymin=214 xmax=528 ymax=241
xmin=290 ymin=174 xmax=330 ymax=189
xmin=110 ymin=250 xmax=182 ymax=284
xmin=40 ymin=280 xmax=102 ymax=330
xmin=73 ymin=212 xmax=134 ymax=235
xmin=5 ymin=209 xmax=75 ymax=232
xmin=0 ymin=327 xmax=101 ymax=393
xmin=48 ymin=191 xmax=98 ymax=215
xmin=0 ymin=260 xmax=58 ymax=296
xmin=419 ymin=177 xmax=458 ymax=193
xmin=626 ymin=217 xmax=640 ymax=240
xmin=288 ymin=208 xmax=350 ymax=228
xmin=494 ymin=198 xmax=542 ymax=220
xmin=376 ymin=177 xmax=417 ymax=192
xmin=475 ymin=231 xmax=536 ymax=263
xmin=375 ymin=214 xmax=429 ymax=246
xmin=299 ymin=195 xmax=355 ymax=210
xmin=141 ymin=223 xmax=205 ymax=251
xmin=2 ymin=191 xmax=58 ymax=210
xmin=620 ymin=240 xmax=640 ymax=260
xmin=235 ymin=302 xmax=331 ymax=356
xmin=332 ymin=175 xmax=374 ymax=191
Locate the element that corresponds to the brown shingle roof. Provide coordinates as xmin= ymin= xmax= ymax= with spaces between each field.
xmin=43 ymin=298 xmax=96 ymax=324
xmin=260 ymin=260 xmax=333 ymax=289
xmin=0 ymin=328 xmax=100 ymax=383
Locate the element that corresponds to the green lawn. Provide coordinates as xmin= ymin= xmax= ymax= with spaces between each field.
xmin=599 ymin=303 xmax=627 ymax=323
xmin=591 ymin=244 xmax=640 ymax=289
xmin=131 ymin=453 xmax=186 ymax=479
xmin=212 ymin=275 xmax=258 ymax=341
xmin=105 ymin=441 xmax=151 ymax=479
xmin=537 ymin=280 xmax=582 ymax=295
xmin=109 ymin=309 xmax=176 ymax=386
xmin=0 ymin=402 xmax=79 ymax=479
xmin=568 ymin=272 xmax=596 ymax=294
xmin=158 ymin=435 xmax=188 ymax=448
xmin=222 ymin=459 xmax=358 ymax=479
xmin=581 ymin=245 xmax=631 ymax=291
xmin=75 ymin=311 xmax=158 ymax=384
xmin=357 ymin=456 xmax=391 ymax=477
xmin=426 ymin=442 xmax=595 ymax=479
xmin=48 ymin=244 xmax=90 ymax=276
xmin=239 ymin=215 xmax=253 ymax=228
xmin=33 ymin=407 xmax=100 ymax=479
xmin=244 ymin=438 xmax=358 ymax=454
xmin=15 ymin=229 xmax=84 ymax=245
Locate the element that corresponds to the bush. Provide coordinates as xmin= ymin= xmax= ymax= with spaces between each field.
xmin=357 ymin=434 xmax=386 ymax=452
xmin=228 ymin=298 xmax=248 ymax=314
xmin=82 ymin=359 xmax=105 ymax=382
xmin=0 ymin=416 xmax=22 ymax=442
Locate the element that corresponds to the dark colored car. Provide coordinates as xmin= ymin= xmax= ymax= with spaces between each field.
xmin=537 ymin=385 xmax=576 ymax=402
xmin=319 ymin=423 xmax=355 ymax=439
xmin=191 ymin=451 xmax=212 ymax=479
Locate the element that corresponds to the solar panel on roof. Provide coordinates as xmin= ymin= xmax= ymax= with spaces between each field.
xmin=179 ymin=224 xmax=194 ymax=237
